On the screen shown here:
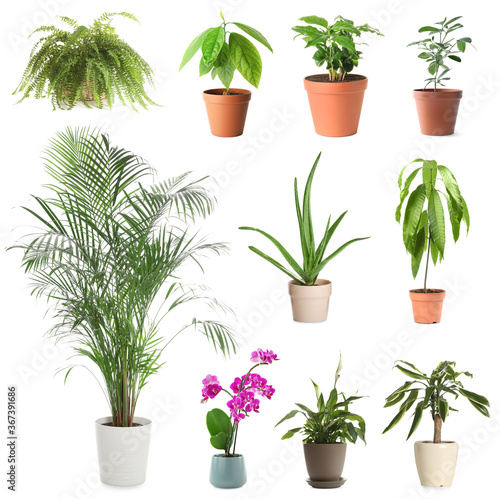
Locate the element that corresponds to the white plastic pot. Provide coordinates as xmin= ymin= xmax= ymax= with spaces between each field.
xmin=95 ymin=416 xmax=152 ymax=486
xmin=414 ymin=441 xmax=459 ymax=487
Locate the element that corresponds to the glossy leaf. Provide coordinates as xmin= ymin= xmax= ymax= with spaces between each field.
xmin=228 ymin=32 xmax=262 ymax=88
xmin=233 ymin=23 xmax=273 ymax=52
xmin=202 ymin=26 xmax=225 ymax=65
xmin=180 ymin=28 xmax=212 ymax=70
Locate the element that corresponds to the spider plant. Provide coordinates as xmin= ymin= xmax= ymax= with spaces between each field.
xmin=239 ymin=152 xmax=369 ymax=285
xmin=10 ymin=127 xmax=237 ymax=427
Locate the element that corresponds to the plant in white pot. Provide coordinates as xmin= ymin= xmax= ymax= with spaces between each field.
xmin=383 ymin=361 xmax=490 ymax=487
xmin=10 ymin=127 xmax=237 ymax=486
xmin=408 ymin=17 xmax=474 ymax=135
xmin=275 ymin=356 xmax=366 ymax=489
xmin=240 ymin=152 xmax=369 ymax=323
xmin=396 ymin=158 xmax=469 ymax=324
xmin=201 ymin=348 xmax=279 ymax=489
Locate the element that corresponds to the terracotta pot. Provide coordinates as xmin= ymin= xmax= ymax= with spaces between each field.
xmin=95 ymin=416 xmax=152 ymax=486
xmin=409 ymin=289 xmax=445 ymax=324
xmin=303 ymin=74 xmax=368 ymax=137
xmin=303 ymin=443 xmax=346 ymax=485
xmin=202 ymin=88 xmax=251 ymax=137
xmin=414 ymin=441 xmax=459 ymax=487
xmin=413 ymin=89 xmax=462 ymax=136
xmin=288 ymin=279 xmax=332 ymax=323
xmin=209 ymin=454 xmax=247 ymax=489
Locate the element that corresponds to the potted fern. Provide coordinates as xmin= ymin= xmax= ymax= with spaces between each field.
xmin=383 ymin=361 xmax=490 ymax=487
xmin=9 ymin=128 xmax=237 ymax=486
xmin=240 ymin=152 xmax=369 ymax=323
xmin=179 ymin=11 xmax=273 ymax=137
xmin=276 ymin=356 xmax=366 ymax=489
xmin=409 ymin=17 xmax=473 ymax=135
xmin=396 ymin=159 xmax=469 ymax=323
xmin=292 ymin=15 xmax=383 ymax=137
xmin=14 ymin=13 xmax=157 ymax=110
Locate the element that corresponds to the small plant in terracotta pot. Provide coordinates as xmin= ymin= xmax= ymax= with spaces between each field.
xmin=179 ymin=11 xmax=273 ymax=137
xmin=396 ymin=158 xmax=469 ymax=324
xmin=383 ymin=360 xmax=490 ymax=487
xmin=202 ymin=348 xmax=278 ymax=489
xmin=292 ymin=15 xmax=383 ymax=137
xmin=409 ymin=17 xmax=474 ymax=135
xmin=276 ymin=356 xmax=366 ymax=489
xmin=239 ymin=152 xmax=369 ymax=323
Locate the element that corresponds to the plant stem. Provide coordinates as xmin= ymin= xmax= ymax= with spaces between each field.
xmin=433 ymin=414 xmax=442 ymax=444
xmin=423 ymin=224 xmax=431 ymax=292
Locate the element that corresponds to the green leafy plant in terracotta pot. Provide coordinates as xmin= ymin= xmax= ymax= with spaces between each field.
xmin=9 ymin=127 xmax=237 ymax=486
xmin=14 ymin=13 xmax=157 ymax=110
xmin=276 ymin=356 xmax=366 ymax=489
xmin=396 ymin=158 xmax=469 ymax=324
xmin=409 ymin=17 xmax=474 ymax=135
xmin=383 ymin=361 xmax=490 ymax=487
xmin=240 ymin=152 xmax=369 ymax=323
xmin=292 ymin=15 xmax=383 ymax=137
xmin=180 ymin=11 xmax=273 ymax=137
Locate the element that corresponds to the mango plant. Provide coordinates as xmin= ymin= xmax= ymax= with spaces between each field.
xmin=292 ymin=15 xmax=383 ymax=81
xmin=408 ymin=17 xmax=474 ymax=91
xmin=383 ymin=361 xmax=490 ymax=443
xmin=179 ymin=11 xmax=272 ymax=93
xmin=396 ymin=159 xmax=469 ymax=290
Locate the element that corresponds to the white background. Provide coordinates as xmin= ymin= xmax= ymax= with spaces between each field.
xmin=1 ymin=0 xmax=499 ymax=498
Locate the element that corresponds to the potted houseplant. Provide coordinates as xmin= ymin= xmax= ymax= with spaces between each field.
xmin=14 ymin=13 xmax=157 ymax=110
xmin=9 ymin=128 xmax=237 ymax=486
xmin=179 ymin=11 xmax=273 ymax=137
xmin=383 ymin=360 xmax=490 ymax=487
xmin=276 ymin=355 xmax=366 ymax=489
xmin=202 ymin=348 xmax=278 ymax=488
xmin=396 ymin=158 xmax=469 ymax=324
xmin=239 ymin=152 xmax=369 ymax=323
xmin=408 ymin=17 xmax=473 ymax=135
xmin=292 ymin=15 xmax=383 ymax=137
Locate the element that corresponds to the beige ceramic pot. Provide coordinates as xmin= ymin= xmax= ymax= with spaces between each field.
xmin=414 ymin=441 xmax=458 ymax=487
xmin=288 ymin=279 xmax=332 ymax=323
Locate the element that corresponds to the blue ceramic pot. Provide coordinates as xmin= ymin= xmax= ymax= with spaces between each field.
xmin=209 ymin=454 xmax=247 ymax=489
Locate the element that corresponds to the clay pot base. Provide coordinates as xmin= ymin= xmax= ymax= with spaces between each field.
xmin=413 ymin=89 xmax=462 ymax=136
xmin=409 ymin=289 xmax=446 ymax=324
xmin=306 ymin=477 xmax=347 ymax=489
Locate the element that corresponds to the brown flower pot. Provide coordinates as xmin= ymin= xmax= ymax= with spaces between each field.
xmin=288 ymin=279 xmax=332 ymax=323
xmin=413 ymin=89 xmax=463 ymax=136
xmin=202 ymin=88 xmax=251 ymax=137
xmin=303 ymin=74 xmax=368 ymax=137
xmin=409 ymin=289 xmax=446 ymax=324
xmin=414 ymin=441 xmax=459 ymax=487
xmin=303 ymin=443 xmax=347 ymax=488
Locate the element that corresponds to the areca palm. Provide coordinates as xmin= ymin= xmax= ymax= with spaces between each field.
xmin=11 ymin=127 xmax=237 ymax=426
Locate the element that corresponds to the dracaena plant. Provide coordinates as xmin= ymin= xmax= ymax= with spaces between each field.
xmin=292 ymin=15 xmax=383 ymax=81
xmin=396 ymin=159 xmax=469 ymax=290
xmin=408 ymin=17 xmax=473 ymax=91
xmin=383 ymin=361 xmax=490 ymax=443
xmin=14 ymin=13 xmax=157 ymax=110
xmin=9 ymin=127 xmax=237 ymax=427
xmin=202 ymin=348 xmax=278 ymax=456
xmin=276 ymin=356 xmax=366 ymax=444
xmin=239 ymin=153 xmax=369 ymax=286
xmin=179 ymin=11 xmax=273 ymax=93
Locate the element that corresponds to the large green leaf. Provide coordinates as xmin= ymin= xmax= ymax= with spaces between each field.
xmin=206 ymin=408 xmax=230 ymax=436
xmin=179 ymin=28 xmax=212 ymax=70
xmin=407 ymin=401 xmax=424 ymax=439
xmin=281 ymin=427 xmax=302 ymax=440
xmin=275 ymin=409 xmax=301 ymax=427
xmin=438 ymin=397 xmax=449 ymax=422
xmin=210 ymin=431 xmax=229 ymax=449
xmin=228 ymin=32 xmax=262 ymax=88
xmin=438 ymin=165 xmax=463 ymax=219
xmin=428 ymin=190 xmax=446 ymax=256
xmin=403 ymin=184 xmax=426 ymax=253
xmin=411 ymin=227 xmax=426 ymax=278
xmin=396 ymin=167 xmax=422 ymax=223
xmin=202 ymin=26 xmax=225 ymax=65
xmin=458 ymin=388 xmax=490 ymax=407
xmin=396 ymin=364 xmax=428 ymax=380
xmin=299 ymin=15 xmax=328 ymax=28
xmin=213 ymin=42 xmax=230 ymax=68
xmin=232 ymin=23 xmax=273 ymax=52
xmin=199 ymin=58 xmax=213 ymax=76
xmin=468 ymin=399 xmax=490 ymax=418
xmin=333 ymin=35 xmax=356 ymax=52
xmin=383 ymin=406 xmax=406 ymax=433
xmin=215 ymin=58 xmax=236 ymax=90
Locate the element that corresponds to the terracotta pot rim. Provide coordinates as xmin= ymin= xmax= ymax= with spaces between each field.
xmin=289 ymin=279 xmax=331 ymax=288
xmin=304 ymin=74 xmax=368 ymax=94
xmin=413 ymin=89 xmax=463 ymax=100
xmin=305 ymin=73 xmax=367 ymax=82
xmin=203 ymin=88 xmax=251 ymax=97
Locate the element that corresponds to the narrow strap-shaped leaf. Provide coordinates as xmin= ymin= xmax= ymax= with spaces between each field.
xmin=398 ymin=158 xmax=424 ymax=190
xmin=314 ymin=211 xmax=347 ymax=266
xmin=232 ymin=23 xmax=273 ymax=52
xmin=247 ymin=246 xmax=303 ymax=283
xmin=396 ymin=168 xmax=422 ymax=223
xmin=428 ymin=190 xmax=446 ymax=256
xmin=403 ymin=184 xmax=426 ymax=253
xmin=406 ymin=401 xmax=424 ymax=440
xmin=438 ymin=164 xmax=463 ymax=219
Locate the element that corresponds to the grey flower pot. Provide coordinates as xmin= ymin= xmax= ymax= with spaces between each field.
xmin=209 ymin=454 xmax=247 ymax=489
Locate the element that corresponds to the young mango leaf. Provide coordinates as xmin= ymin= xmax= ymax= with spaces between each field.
xmin=402 ymin=184 xmax=426 ymax=252
xmin=179 ymin=28 xmax=212 ymax=70
xmin=228 ymin=32 xmax=262 ymax=88
xmin=216 ymin=58 xmax=236 ymax=90
xmin=232 ymin=22 xmax=273 ymax=52
xmin=428 ymin=190 xmax=446 ymax=256
xmin=213 ymin=42 xmax=230 ymax=68
xmin=202 ymin=26 xmax=225 ymax=65
xmin=199 ymin=58 xmax=213 ymax=76
xmin=411 ymin=227 xmax=426 ymax=278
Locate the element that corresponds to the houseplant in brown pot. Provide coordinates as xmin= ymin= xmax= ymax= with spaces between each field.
xmin=276 ymin=355 xmax=366 ymax=489
xmin=179 ymin=11 xmax=273 ymax=137
xmin=239 ymin=152 xmax=369 ymax=323
xmin=408 ymin=17 xmax=474 ymax=135
xmin=292 ymin=15 xmax=383 ymax=137
xmin=383 ymin=360 xmax=490 ymax=487
xmin=396 ymin=158 xmax=469 ymax=324
xmin=14 ymin=13 xmax=157 ymax=110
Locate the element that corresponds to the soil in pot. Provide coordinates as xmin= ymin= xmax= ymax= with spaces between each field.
xmin=413 ymin=89 xmax=463 ymax=136
xmin=288 ymin=279 xmax=332 ymax=323
xmin=409 ymin=289 xmax=446 ymax=324
xmin=202 ymin=88 xmax=251 ymax=137
xmin=414 ymin=441 xmax=459 ymax=487
xmin=303 ymin=74 xmax=368 ymax=137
